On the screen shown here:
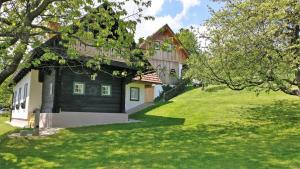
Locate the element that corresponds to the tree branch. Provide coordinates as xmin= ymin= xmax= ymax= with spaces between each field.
xmin=0 ymin=38 xmax=28 ymax=85
xmin=0 ymin=17 xmax=12 ymax=25
xmin=0 ymin=37 xmax=18 ymax=50
xmin=28 ymin=0 xmax=64 ymax=23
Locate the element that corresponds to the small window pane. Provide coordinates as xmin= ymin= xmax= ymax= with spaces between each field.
xmin=154 ymin=41 xmax=160 ymax=50
xmin=13 ymin=91 xmax=17 ymax=105
xmin=167 ymin=44 xmax=173 ymax=51
xmin=18 ymin=88 xmax=22 ymax=103
xmin=130 ymin=87 xmax=140 ymax=101
xmin=101 ymin=85 xmax=111 ymax=96
xmin=23 ymin=83 xmax=28 ymax=100
xmin=73 ymin=82 xmax=85 ymax=95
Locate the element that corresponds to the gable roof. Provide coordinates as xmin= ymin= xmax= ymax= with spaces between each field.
xmin=140 ymin=24 xmax=189 ymax=59
xmin=12 ymin=36 xmax=151 ymax=84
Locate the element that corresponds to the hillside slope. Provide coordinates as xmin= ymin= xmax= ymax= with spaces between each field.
xmin=1 ymin=86 xmax=300 ymax=169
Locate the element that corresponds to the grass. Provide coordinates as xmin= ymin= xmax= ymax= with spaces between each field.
xmin=0 ymin=86 xmax=300 ymax=169
xmin=0 ymin=115 xmax=15 ymax=136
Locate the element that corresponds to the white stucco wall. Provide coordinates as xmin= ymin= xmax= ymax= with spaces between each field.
xmin=12 ymin=70 xmax=42 ymax=123
xmin=39 ymin=112 xmax=128 ymax=128
xmin=28 ymin=70 xmax=43 ymax=113
xmin=12 ymin=72 xmax=32 ymax=120
xmin=154 ymin=84 xmax=163 ymax=99
xmin=125 ymin=82 xmax=145 ymax=111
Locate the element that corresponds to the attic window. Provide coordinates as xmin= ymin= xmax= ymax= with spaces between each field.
xmin=167 ymin=44 xmax=173 ymax=51
xmin=154 ymin=41 xmax=161 ymax=50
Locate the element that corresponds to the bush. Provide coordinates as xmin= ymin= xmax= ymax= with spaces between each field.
xmin=0 ymin=111 xmax=10 ymax=117
xmin=154 ymin=85 xmax=175 ymax=102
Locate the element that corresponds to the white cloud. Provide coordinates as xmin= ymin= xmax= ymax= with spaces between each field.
xmin=175 ymin=0 xmax=201 ymax=21
xmin=132 ymin=0 xmax=201 ymax=41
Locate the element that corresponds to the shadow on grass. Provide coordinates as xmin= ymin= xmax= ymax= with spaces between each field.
xmin=0 ymin=128 xmax=20 ymax=144
xmin=0 ymin=100 xmax=299 ymax=168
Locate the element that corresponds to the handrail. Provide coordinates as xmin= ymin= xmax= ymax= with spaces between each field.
xmin=163 ymin=80 xmax=187 ymax=102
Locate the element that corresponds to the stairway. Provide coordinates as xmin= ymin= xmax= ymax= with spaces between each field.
xmin=162 ymin=80 xmax=187 ymax=102
xmin=126 ymin=102 xmax=155 ymax=115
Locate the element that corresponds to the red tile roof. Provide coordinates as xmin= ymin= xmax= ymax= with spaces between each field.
xmin=133 ymin=72 xmax=162 ymax=84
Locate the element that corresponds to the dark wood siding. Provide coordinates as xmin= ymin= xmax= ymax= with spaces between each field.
xmin=60 ymin=68 xmax=123 ymax=113
xmin=41 ymin=69 xmax=56 ymax=113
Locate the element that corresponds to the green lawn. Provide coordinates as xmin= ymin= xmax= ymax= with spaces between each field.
xmin=1 ymin=86 xmax=300 ymax=169
xmin=0 ymin=116 xmax=14 ymax=136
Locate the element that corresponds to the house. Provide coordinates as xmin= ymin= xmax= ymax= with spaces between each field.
xmin=10 ymin=24 xmax=188 ymax=128
xmin=140 ymin=24 xmax=189 ymax=98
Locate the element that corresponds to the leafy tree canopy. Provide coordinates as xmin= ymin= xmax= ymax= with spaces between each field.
xmin=187 ymin=0 xmax=300 ymax=96
xmin=0 ymin=78 xmax=12 ymax=108
xmin=176 ymin=28 xmax=200 ymax=55
xmin=0 ymin=0 xmax=152 ymax=86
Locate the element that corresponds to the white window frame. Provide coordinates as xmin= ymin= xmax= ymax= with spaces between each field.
xmin=13 ymin=91 xmax=17 ymax=106
xmin=18 ymin=87 xmax=22 ymax=103
xmin=73 ymin=82 xmax=85 ymax=95
xmin=101 ymin=84 xmax=112 ymax=96
xmin=130 ymin=87 xmax=140 ymax=101
xmin=23 ymin=83 xmax=28 ymax=100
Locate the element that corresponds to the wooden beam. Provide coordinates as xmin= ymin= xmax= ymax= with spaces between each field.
xmin=52 ymin=67 xmax=62 ymax=113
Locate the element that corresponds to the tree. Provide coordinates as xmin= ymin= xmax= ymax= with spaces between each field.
xmin=176 ymin=28 xmax=200 ymax=55
xmin=188 ymin=0 xmax=300 ymax=96
xmin=0 ymin=78 xmax=12 ymax=108
xmin=0 ymin=0 xmax=152 ymax=86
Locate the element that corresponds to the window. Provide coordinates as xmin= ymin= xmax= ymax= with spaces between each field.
xmin=13 ymin=91 xmax=17 ymax=110
xmin=23 ymin=83 xmax=28 ymax=100
xmin=154 ymin=41 xmax=161 ymax=50
xmin=170 ymin=68 xmax=176 ymax=75
xmin=13 ymin=91 xmax=17 ymax=104
xmin=73 ymin=82 xmax=85 ymax=95
xmin=130 ymin=87 xmax=140 ymax=101
xmin=21 ymin=83 xmax=28 ymax=109
xmin=17 ymin=88 xmax=21 ymax=109
xmin=101 ymin=84 xmax=112 ymax=96
xmin=167 ymin=44 xmax=173 ymax=51
xmin=18 ymin=88 xmax=22 ymax=103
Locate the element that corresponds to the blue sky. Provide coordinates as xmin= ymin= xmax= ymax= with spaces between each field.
xmin=159 ymin=0 xmax=223 ymax=27
xmin=133 ymin=0 xmax=224 ymax=40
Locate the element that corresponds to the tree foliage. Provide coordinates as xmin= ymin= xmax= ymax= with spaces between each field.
xmin=0 ymin=0 xmax=152 ymax=86
xmin=0 ymin=78 xmax=12 ymax=108
xmin=176 ymin=28 xmax=200 ymax=55
xmin=188 ymin=0 xmax=300 ymax=96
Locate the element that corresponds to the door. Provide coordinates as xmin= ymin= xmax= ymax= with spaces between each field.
xmin=144 ymin=85 xmax=154 ymax=103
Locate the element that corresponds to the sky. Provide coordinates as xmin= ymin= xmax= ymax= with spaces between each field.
xmin=127 ymin=0 xmax=224 ymax=41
